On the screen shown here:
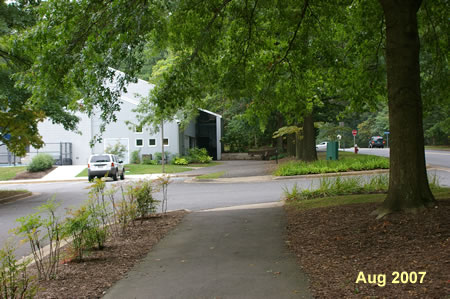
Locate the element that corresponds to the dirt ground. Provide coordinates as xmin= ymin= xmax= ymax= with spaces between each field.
xmin=13 ymin=167 xmax=56 ymax=180
xmin=285 ymin=200 xmax=450 ymax=298
xmin=34 ymin=210 xmax=187 ymax=298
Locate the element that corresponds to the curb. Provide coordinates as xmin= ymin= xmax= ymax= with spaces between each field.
xmin=0 ymin=191 xmax=33 ymax=204
xmin=0 ymin=178 xmax=86 ymax=185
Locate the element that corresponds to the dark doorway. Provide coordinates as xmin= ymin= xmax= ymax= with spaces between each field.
xmin=196 ymin=111 xmax=217 ymax=160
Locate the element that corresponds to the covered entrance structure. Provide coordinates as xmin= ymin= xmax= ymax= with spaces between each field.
xmin=196 ymin=109 xmax=222 ymax=160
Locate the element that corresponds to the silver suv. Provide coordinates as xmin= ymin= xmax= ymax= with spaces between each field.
xmin=88 ymin=154 xmax=125 ymax=181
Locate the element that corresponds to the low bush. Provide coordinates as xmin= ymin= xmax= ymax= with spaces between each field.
xmin=130 ymin=150 xmax=141 ymax=164
xmin=142 ymin=156 xmax=157 ymax=165
xmin=27 ymin=154 xmax=54 ymax=172
xmin=132 ymin=180 xmax=159 ymax=219
xmin=154 ymin=152 xmax=171 ymax=163
xmin=0 ymin=241 xmax=37 ymax=298
xmin=186 ymin=147 xmax=212 ymax=163
xmin=14 ymin=199 xmax=64 ymax=280
xmin=172 ymin=157 xmax=189 ymax=165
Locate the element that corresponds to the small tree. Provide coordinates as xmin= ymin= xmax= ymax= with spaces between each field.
xmin=105 ymin=141 xmax=127 ymax=161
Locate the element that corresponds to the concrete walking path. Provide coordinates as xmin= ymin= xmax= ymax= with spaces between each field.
xmin=104 ymin=204 xmax=312 ymax=299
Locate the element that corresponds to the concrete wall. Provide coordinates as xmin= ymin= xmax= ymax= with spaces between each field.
xmin=91 ymin=101 xmax=181 ymax=164
xmin=32 ymin=113 xmax=92 ymax=165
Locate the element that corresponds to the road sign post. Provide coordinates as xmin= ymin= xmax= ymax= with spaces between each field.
xmin=384 ymin=131 xmax=390 ymax=148
xmin=352 ymin=130 xmax=357 ymax=148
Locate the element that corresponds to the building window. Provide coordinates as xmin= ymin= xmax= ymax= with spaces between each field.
xmin=149 ymin=139 xmax=156 ymax=147
xmin=163 ymin=138 xmax=169 ymax=146
xmin=135 ymin=125 xmax=143 ymax=134
xmin=136 ymin=139 xmax=143 ymax=147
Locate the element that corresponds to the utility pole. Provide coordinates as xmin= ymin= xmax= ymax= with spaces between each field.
xmin=161 ymin=120 xmax=165 ymax=174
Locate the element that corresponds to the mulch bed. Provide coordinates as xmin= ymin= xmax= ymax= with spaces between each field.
xmin=34 ymin=210 xmax=187 ymax=298
xmin=285 ymin=201 xmax=450 ymax=298
xmin=13 ymin=167 xmax=56 ymax=180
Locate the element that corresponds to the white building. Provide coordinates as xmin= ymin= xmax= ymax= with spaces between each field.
xmin=29 ymin=70 xmax=222 ymax=165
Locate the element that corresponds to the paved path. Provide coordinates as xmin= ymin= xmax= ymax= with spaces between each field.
xmin=41 ymin=165 xmax=86 ymax=180
xmin=104 ymin=205 xmax=312 ymax=299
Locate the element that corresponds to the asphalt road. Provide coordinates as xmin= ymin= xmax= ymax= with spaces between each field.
xmin=0 ymin=177 xmax=316 ymax=257
xmin=344 ymin=148 xmax=450 ymax=169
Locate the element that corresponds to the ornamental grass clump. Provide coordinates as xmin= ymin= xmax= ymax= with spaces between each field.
xmin=283 ymin=175 xmax=390 ymax=201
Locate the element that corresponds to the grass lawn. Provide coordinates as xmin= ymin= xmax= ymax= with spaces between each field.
xmin=196 ymin=171 xmax=225 ymax=180
xmin=0 ymin=166 xmax=27 ymax=181
xmin=286 ymin=188 xmax=450 ymax=211
xmin=274 ymin=151 xmax=389 ymax=176
xmin=76 ymin=164 xmax=194 ymax=177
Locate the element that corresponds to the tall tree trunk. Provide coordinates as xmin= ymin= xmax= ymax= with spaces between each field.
xmin=377 ymin=0 xmax=435 ymax=217
xmin=301 ymin=114 xmax=317 ymax=162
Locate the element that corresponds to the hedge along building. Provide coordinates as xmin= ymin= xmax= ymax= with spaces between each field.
xmin=30 ymin=69 xmax=222 ymax=165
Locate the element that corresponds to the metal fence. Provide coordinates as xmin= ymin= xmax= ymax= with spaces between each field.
xmin=0 ymin=145 xmax=20 ymax=165
xmin=0 ymin=142 xmax=73 ymax=166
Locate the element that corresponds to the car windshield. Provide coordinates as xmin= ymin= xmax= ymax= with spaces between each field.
xmin=373 ymin=137 xmax=383 ymax=141
xmin=90 ymin=155 xmax=110 ymax=162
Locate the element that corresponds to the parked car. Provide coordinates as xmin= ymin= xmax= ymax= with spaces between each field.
xmin=88 ymin=154 xmax=125 ymax=181
xmin=316 ymin=141 xmax=328 ymax=151
xmin=368 ymin=136 xmax=385 ymax=148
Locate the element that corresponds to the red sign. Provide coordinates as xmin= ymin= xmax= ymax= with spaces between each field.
xmin=352 ymin=130 xmax=357 ymax=136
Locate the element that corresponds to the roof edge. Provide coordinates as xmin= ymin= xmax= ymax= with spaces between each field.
xmin=198 ymin=108 xmax=222 ymax=118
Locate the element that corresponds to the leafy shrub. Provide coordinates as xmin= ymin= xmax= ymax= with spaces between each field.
xmin=130 ymin=150 xmax=141 ymax=164
xmin=27 ymin=154 xmax=54 ymax=172
xmin=154 ymin=152 xmax=171 ymax=163
xmin=133 ymin=180 xmax=159 ymax=219
xmin=172 ymin=157 xmax=189 ymax=165
xmin=64 ymin=201 xmax=108 ymax=260
xmin=14 ymin=199 xmax=64 ymax=280
xmin=186 ymin=147 xmax=212 ymax=163
xmin=64 ymin=205 xmax=93 ymax=260
xmin=0 ymin=240 xmax=37 ymax=298
xmin=142 ymin=156 xmax=157 ymax=165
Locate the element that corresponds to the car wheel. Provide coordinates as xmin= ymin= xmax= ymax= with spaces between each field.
xmin=112 ymin=171 xmax=118 ymax=181
xmin=381 ymin=146 xmax=384 ymax=149
xmin=120 ymin=170 xmax=125 ymax=180
xmin=88 ymin=175 xmax=94 ymax=182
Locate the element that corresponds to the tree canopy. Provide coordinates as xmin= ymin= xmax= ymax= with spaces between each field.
xmin=3 ymin=0 xmax=449 ymax=215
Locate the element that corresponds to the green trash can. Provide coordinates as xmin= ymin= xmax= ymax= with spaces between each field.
xmin=326 ymin=141 xmax=339 ymax=160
